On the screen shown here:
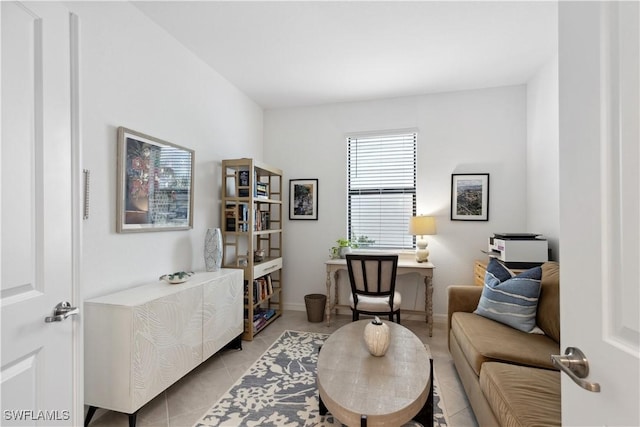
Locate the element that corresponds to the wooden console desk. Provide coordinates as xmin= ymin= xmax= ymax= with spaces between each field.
xmin=324 ymin=255 xmax=435 ymax=336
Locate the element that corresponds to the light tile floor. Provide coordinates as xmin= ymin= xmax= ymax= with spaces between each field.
xmin=87 ymin=311 xmax=479 ymax=427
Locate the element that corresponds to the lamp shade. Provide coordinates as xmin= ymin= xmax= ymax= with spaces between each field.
xmin=409 ymin=215 xmax=437 ymax=236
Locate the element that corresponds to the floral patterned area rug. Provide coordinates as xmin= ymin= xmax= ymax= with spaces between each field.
xmin=193 ymin=330 xmax=448 ymax=427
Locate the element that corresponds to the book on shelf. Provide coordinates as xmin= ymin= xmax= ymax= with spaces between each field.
xmin=243 ymin=275 xmax=274 ymax=303
xmin=255 ymin=182 xmax=269 ymax=199
xmin=253 ymin=317 xmax=267 ymax=330
xmin=252 ymin=308 xmax=277 ymax=330
xmin=254 ymin=210 xmax=270 ymax=231
xmin=266 ymin=274 xmax=273 ymax=294
xmin=225 ymin=204 xmax=236 ymax=231
xmin=254 ymin=308 xmax=276 ymax=320
xmin=225 ymin=204 xmax=248 ymax=232
xmin=238 ymin=182 xmax=268 ymax=199
xmin=240 ymin=204 xmax=248 ymax=231
xmin=244 ymin=308 xmax=276 ymax=331
xmin=239 ymin=170 xmax=250 ymax=186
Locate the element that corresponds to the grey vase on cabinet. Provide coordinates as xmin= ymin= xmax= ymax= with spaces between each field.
xmin=204 ymin=228 xmax=223 ymax=271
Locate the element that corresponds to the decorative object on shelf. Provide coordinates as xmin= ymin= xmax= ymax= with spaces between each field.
xmin=253 ymin=248 xmax=265 ymax=262
xmin=329 ymin=237 xmax=359 ymax=259
xmin=116 ymin=127 xmax=195 ymax=233
xmin=159 ymin=271 xmax=194 ymax=284
xmin=204 ymin=228 xmax=223 ymax=271
xmin=409 ymin=215 xmax=437 ymax=263
xmin=450 ymin=173 xmax=490 ymax=221
xmin=289 ymin=179 xmax=318 ymax=220
xmin=363 ymin=316 xmax=390 ymax=356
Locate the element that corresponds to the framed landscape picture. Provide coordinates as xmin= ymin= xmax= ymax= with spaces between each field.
xmin=289 ymin=179 xmax=318 ymax=220
xmin=451 ymin=173 xmax=489 ymax=221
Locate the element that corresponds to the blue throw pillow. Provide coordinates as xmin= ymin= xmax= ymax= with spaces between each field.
xmin=474 ymin=258 xmax=542 ymax=333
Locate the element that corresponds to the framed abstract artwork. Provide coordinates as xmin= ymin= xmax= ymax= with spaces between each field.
xmin=116 ymin=127 xmax=194 ymax=232
xmin=289 ymin=179 xmax=318 ymax=220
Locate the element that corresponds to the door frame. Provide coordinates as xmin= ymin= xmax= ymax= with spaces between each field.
xmin=70 ymin=11 xmax=84 ymax=424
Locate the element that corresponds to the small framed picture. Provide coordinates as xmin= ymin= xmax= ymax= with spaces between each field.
xmin=451 ymin=173 xmax=489 ymax=221
xmin=289 ymin=179 xmax=318 ymax=220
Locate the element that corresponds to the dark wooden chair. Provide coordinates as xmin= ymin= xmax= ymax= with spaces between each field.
xmin=345 ymin=254 xmax=401 ymax=323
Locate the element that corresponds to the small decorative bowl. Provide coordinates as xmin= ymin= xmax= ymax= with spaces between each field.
xmin=254 ymin=249 xmax=265 ymax=262
xmin=159 ymin=271 xmax=194 ymax=284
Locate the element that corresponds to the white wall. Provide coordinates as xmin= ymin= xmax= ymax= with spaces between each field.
xmin=67 ymin=2 xmax=264 ymax=300
xmin=265 ymin=86 xmax=529 ymax=317
xmin=526 ymin=57 xmax=560 ymax=261
xmin=69 ymin=1 xmax=560 ymax=319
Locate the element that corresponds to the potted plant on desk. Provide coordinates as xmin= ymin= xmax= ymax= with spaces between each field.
xmin=330 ymin=238 xmax=357 ymax=259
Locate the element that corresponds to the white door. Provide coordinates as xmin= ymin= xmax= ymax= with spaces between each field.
xmin=1 ymin=2 xmax=80 ymax=425
xmin=559 ymin=2 xmax=639 ymax=425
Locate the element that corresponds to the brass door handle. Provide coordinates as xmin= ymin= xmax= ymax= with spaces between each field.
xmin=551 ymin=347 xmax=600 ymax=392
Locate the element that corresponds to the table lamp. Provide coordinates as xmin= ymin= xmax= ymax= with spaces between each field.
xmin=409 ymin=215 xmax=436 ymax=262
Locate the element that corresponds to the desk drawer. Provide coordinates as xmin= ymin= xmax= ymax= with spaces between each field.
xmin=474 ymin=260 xmax=487 ymax=286
xmin=254 ymin=257 xmax=282 ymax=278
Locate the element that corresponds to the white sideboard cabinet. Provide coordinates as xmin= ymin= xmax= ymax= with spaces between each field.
xmin=84 ymin=270 xmax=243 ymax=426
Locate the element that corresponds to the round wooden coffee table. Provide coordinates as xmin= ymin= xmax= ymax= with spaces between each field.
xmin=317 ymin=320 xmax=432 ymax=427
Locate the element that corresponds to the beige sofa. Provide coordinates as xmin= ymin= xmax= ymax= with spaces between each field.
xmin=447 ymin=262 xmax=561 ymax=427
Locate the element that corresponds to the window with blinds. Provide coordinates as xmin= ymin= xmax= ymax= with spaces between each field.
xmin=347 ymin=132 xmax=417 ymax=249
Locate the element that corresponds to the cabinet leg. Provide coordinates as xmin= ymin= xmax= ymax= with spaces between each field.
xmin=229 ymin=334 xmax=243 ymax=351
xmin=128 ymin=411 xmax=137 ymax=427
xmin=84 ymin=406 xmax=97 ymax=427
xmin=234 ymin=334 xmax=243 ymax=350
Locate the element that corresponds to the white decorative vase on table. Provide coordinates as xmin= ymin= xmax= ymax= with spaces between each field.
xmin=204 ymin=228 xmax=223 ymax=272
xmin=363 ymin=316 xmax=391 ymax=356
xmin=339 ymin=246 xmax=352 ymax=259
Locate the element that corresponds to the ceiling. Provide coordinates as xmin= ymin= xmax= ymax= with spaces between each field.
xmin=133 ymin=1 xmax=558 ymax=110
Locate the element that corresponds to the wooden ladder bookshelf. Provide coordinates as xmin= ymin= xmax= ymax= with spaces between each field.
xmin=221 ymin=158 xmax=283 ymax=340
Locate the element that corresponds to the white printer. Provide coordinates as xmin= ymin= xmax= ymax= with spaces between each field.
xmin=487 ymin=233 xmax=548 ymax=268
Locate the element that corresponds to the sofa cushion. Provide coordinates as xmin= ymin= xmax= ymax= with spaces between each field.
xmin=480 ymin=362 xmax=561 ymax=427
xmin=537 ymin=262 xmax=560 ymax=343
xmin=451 ymin=312 xmax=559 ymax=375
xmin=475 ymin=259 xmax=543 ymax=333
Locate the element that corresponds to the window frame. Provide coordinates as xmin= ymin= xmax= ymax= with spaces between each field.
xmin=346 ymin=131 xmax=417 ymax=250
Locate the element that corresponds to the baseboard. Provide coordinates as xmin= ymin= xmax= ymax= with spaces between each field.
xmin=283 ymin=302 xmax=306 ymax=312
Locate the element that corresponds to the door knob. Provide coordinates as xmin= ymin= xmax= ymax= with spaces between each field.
xmin=551 ymin=347 xmax=600 ymax=392
xmin=45 ymin=301 xmax=79 ymax=323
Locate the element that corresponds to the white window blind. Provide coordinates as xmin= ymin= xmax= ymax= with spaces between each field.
xmin=347 ymin=132 xmax=416 ymax=249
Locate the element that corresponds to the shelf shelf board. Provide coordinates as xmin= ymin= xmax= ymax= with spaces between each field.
xmin=245 ymin=287 xmax=281 ymax=309
xmin=224 ymin=196 xmax=282 ymax=204
xmin=221 ymin=229 xmax=282 ymax=236
xmin=254 ymin=228 xmax=283 ymax=235
xmin=243 ymin=311 xmax=282 ymax=340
